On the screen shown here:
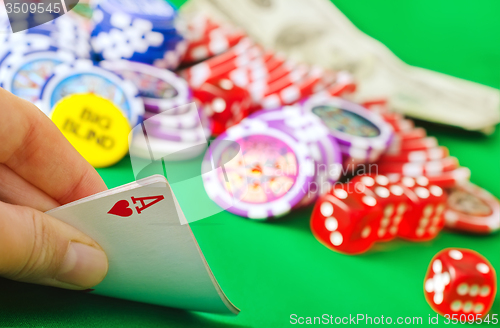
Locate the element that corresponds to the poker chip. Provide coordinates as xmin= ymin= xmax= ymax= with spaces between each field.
xmin=202 ymin=119 xmax=316 ymax=219
xmin=143 ymin=110 xmax=199 ymax=130
xmin=51 ymin=94 xmax=131 ymax=168
xmin=181 ymin=14 xmax=248 ymax=64
xmin=0 ymin=50 xmax=77 ymax=103
xmin=0 ymin=34 xmax=54 ymax=65
xmin=386 ymin=167 xmax=471 ymax=189
xmin=386 ymin=137 xmax=438 ymax=155
xmin=129 ymin=131 xmax=207 ymax=162
xmin=301 ymin=95 xmax=394 ymax=153
xmin=39 ymin=59 xmax=144 ymax=126
xmin=145 ymin=123 xmax=208 ymax=143
xmin=377 ymin=157 xmax=459 ymax=176
xmin=1 ymin=15 xmax=91 ymax=59
xmin=91 ymin=0 xmax=185 ymax=69
xmin=183 ymin=28 xmax=246 ymax=64
xmin=388 ymin=118 xmax=414 ymax=133
xmin=394 ymin=127 xmax=427 ymax=141
xmin=339 ymin=143 xmax=382 ymax=166
xmin=444 ymin=181 xmax=500 ymax=234
xmin=246 ymin=106 xmax=343 ymax=205
xmin=99 ymin=60 xmax=192 ymax=112
xmin=378 ymin=146 xmax=450 ymax=163
xmin=96 ymin=0 xmax=177 ymax=29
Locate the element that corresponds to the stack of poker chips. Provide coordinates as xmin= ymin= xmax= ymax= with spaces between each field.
xmin=91 ymin=0 xmax=186 ymax=70
xmin=181 ymin=39 xmax=356 ymax=136
xmin=0 ymin=14 xmax=92 ymax=101
xmin=100 ymin=60 xmax=212 ymax=161
xmin=362 ymin=102 xmax=499 ymax=235
xmin=1 ymin=6 xmax=91 ymax=60
xmin=178 ymin=15 xmax=356 ymax=136
xmin=202 ymin=105 xmax=344 ymax=220
xmin=180 ymin=14 xmax=247 ymax=65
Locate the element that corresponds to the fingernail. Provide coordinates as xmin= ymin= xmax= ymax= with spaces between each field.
xmin=56 ymin=242 xmax=108 ymax=289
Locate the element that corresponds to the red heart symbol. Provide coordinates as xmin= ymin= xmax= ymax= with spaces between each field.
xmin=108 ymin=200 xmax=133 ymax=217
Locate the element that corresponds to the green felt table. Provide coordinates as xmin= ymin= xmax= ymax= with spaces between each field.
xmin=1 ymin=1 xmax=499 ymax=327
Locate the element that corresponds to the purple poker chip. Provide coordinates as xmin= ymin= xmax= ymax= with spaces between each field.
xmin=99 ymin=60 xmax=191 ymax=113
xmin=300 ymin=94 xmax=394 ymax=153
xmin=143 ymin=105 xmax=212 ymax=141
xmin=143 ymin=106 xmax=202 ymax=130
xmin=340 ymin=144 xmax=385 ymax=163
xmin=145 ymin=123 xmax=208 ymax=143
xmin=202 ymin=119 xmax=316 ymax=220
xmin=248 ymin=106 xmax=342 ymax=182
xmin=247 ymin=106 xmax=343 ymax=206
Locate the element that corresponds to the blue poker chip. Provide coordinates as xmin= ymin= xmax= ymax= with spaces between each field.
xmin=0 ymin=34 xmax=55 ymax=69
xmin=90 ymin=0 xmax=184 ymax=67
xmin=96 ymin=0 xmax=177 ymax=29
xmin=92 ymin=5 xmax=178 ymax=34
xmin=90 ymin=26 xmax=185 ymax=65
xmin=39 ymin=59 xmax=145 ymax=126
xmin=0 ymin=49 xmax=77 ymax=103
xmin=0 ymin=15 xmax=91 ymax=59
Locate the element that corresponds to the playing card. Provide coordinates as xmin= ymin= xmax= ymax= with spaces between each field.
xmin=46 ymin=175 xmax=239 ymax=315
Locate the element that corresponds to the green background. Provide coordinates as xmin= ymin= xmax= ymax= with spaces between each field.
xmin=1 ymin=0 xmax=499 ymax=327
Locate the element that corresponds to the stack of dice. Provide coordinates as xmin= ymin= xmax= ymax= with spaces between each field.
xmin=310 ymin=174 xmax=448 ymax=255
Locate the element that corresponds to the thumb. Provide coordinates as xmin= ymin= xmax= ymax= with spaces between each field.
xmin=0 ymin=201 xmax=108 ymax=290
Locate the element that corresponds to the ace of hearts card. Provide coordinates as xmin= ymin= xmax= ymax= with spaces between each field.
xmin=47 ymin=175 xmax=239 ymax=315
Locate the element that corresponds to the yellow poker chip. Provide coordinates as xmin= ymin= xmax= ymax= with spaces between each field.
xmin=51 ymin=93 xmax=132 ymax=168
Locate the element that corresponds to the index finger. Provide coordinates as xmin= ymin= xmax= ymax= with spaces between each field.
xmin=0 ymin=88 xmax=108 ymax=205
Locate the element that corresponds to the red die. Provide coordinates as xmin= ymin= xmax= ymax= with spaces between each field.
xmin=424 ymin=248 xmax=497 ymax=319
xmin=397 ymin=176 xmax=447 ymax=241
xmin=310 ymin=183 xmax=383 ymax=255
xmin=352 ymin=175 xmax=411 ymax=242
xmin=193 ymin=78 xmax=252 ymax=135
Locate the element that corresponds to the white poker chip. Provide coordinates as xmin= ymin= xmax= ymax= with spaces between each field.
xmin=39 ymin=59 xmax=144 ymax=126
xmin=301 ymin=94 xmax=394 ymax=152
xmin=129 ymin=132 xmax=207 ymax=162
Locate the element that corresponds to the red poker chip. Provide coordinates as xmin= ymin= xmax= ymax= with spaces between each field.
xmin=381 ymin=112 xmax=404 ymax=125
xmin=388 ymin=118 xmax=414 ymax=133
xmin=444 ymin=181 xmax=500 ymax=234
xmin=378 ymin=146 xmax=449 ymax=163
xmin=183 ymin=45 xmax=262 ymax=87
xmin=376 ymin=157 xmax=459 ymax=176
xmin=229 ymin=61 xmax=269 ymax=88
xmin=362 ymin=99 xmax=389 ymax=114
xmin=325 ymin=72 xmax=357 ymax=97
xmin=184 ymin=29 xmax=246 ymax=63
xmin=395 ymin=127 xmax=427 ymax=141
xmin=386 ymin=136 xmax=438 ymax=155
xmin=184 ymin=37 xmax=254 ymax=72
xmin=386 ymin=167 xmax=471 ymax=189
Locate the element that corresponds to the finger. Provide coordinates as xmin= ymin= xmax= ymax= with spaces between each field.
xmin=0 ymin=88 xmax=108 ymax=205
xmin=0 ymin=164 xmax=60 ymax=212
xmin=0 ymin=201 xmax=108 ymax=290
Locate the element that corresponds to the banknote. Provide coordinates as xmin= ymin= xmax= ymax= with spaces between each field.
xmin=181 ymin=0 xmax=500 ymax=133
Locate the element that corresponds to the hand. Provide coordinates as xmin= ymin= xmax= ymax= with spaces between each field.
xmin=0 ymin=88 xmax=109 ymax=290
